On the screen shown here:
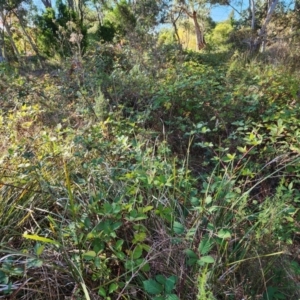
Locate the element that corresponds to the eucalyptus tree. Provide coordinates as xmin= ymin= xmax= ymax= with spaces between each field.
xmin=256 ymin=0 xmax=278 ymax=51
xmin=13 ymin=5 xmax=45 ymax=66
xmin=208 ymin=0 xmax=280 ymax=52
xmin=1 ymin=0 xmax=47 ymax=66
xmin=34 ymin=0 xmax=87 ymax=57
xmin=165 ymin=0 xmax=209 ymax=50
xmin=41 ymin=0 xmax=52 ymax=8
xmin=0 ymin=0 xmax=26 ymax=61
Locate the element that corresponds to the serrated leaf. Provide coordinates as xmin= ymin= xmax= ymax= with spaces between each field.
xmin=185 ymin=249 xmax=198 ymax=258
xmin=187 ymin=257 xmax=198 ymax=266
xmin=165 ymin=276 xmax=177 ymax=293
xmin=155 ymin=274 xmax=166 ymax=284
xmin=173 ymin=221 xmax=184 ymax=234
xmin=198 ymin=236 xmax=213 ymax=255
xmin=185 ymin=249 xmax=198 ymax=266
xmin=143 ymin=279 xmax=163 ymax=295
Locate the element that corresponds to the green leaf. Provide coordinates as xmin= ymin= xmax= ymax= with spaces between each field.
xmin=185 ymin=249 xmax=199 ymax=265
xmin=111 ymin=221 xmax=122 ymax=231
xmin=217 ymin=229 xmax=231 ymax=239
xmin=142 ymin=205 xmax=154 ymax=213
xmin=237 ymin=146 xmax=247 ymax=153
xmin=173 ymin=221 xmax=184 ymax=234
xmin=141 ymin=262 xmax=150 ymax=272
xmin=27 ymin=258 xmax=43 ymax=268
xmin=115 ymin=239 xmax=124 ymax=251
xmin=124 ymin=260 xmax=135 ymax=270
xmin=198 ymin=236 xmax=213 ymax=255
xmin=84 ymin=217 xmax=92 ymax=229
xmin=223 ymin=153 xmax=236 ymax=162
xmin=0 ymin=270 xmax=8 ymax=284
xmin=133 ymin=232 xmax=147 ymax=244
xmin=190 ymin=197 xmax=199 ymax=205
xmin=35 ymin=244 xmax=45 ymax=256
xmin=126 ymin=209 xmax=148 ymax=221
xmin=205 ymin=195 xmax=212 ymax=204
xmin=132 ymin=244 xmax=143 ymax=259
xmin=98 ymin=287 xmax=106 ymax=297
xmin=165 ymin=276 xmax=177 ymax=294
xmin=92 ymin=238 xmax=104 ymax=253
xmin=143 ymin=279 xmax=163 ymax=295
xmin=103 ymin=203 xmax=112 ymax=214
xmin=185 ymin=249 xmax=197 ymax=258
xmin=187 ymin=257 xmax=198 ymax=266
xmin=83 ymin=251 xmax=96 ymax=260
xmin=96 ymin=220 xmax=122 ymax=233
xmin=108 ymin=282 xmax=118 ymax=294
xmin=199 ymin=255 xmax=215 ymax=264
xmin=141 ymin=243 xmax=151 ymax=252
xmin=165 ymin=294 xmax=180 ymax=300
xmin=23 ymin=233 xmax=60 ymax=246
xmin=156 ymin=274 xmax=166 ymax=284
xmin=115 ymin=251 xmax=126 ymax=260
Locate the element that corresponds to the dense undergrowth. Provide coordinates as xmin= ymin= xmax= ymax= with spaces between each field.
xmin=1 ymin=45 xmax=300 ymax=300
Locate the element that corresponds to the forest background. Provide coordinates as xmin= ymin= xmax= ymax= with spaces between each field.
xmin=1 ymin=0 xmax=300 ymax=299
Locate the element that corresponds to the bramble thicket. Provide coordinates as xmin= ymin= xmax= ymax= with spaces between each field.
xmin=1 ymin=0 xmax=300 ymax=299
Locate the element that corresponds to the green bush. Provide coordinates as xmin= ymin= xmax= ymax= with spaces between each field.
xmin=34 ymin=0 xmax=87 ymax=57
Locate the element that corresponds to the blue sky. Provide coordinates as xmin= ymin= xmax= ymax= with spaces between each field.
xmin=211 ymin=5 xmax=237 ymax=21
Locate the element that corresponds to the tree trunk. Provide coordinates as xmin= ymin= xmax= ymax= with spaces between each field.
xmin=67 ymin=0 xmax=75 ymax=11
xmin=191 ymin=11 xmax=205 ymax=51
xmin=41 ymin=0 xmax=52 ymax=8
xmin=77 ymin=0 xmax=85 ymax=25
xmin=0 ymin=11 xmax=22 ymax=63
xmin=250 ymin=0 xmax=278 ymax=52
xmin=180 ymin=7 xmax=205 ymax=50
xmin=249 ymin=0 xmax=255 ymax=30
xmin=295 ymin=0 xmax=300 ymax=26
xmin=257 ymin=0 xmax=278 ymax=52
xmin=170 ymin=11 xmax=182 ymax=47
xmin=0 ymin=27 xmax=5 ymax=62
xmin=14 ymin=11 xmax=45 ymax=68
xmin=0 ymin=45 xmax=5 ymax=62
